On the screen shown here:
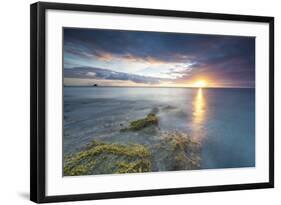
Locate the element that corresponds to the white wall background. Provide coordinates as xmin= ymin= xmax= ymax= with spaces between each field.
xmin=0 ymin=0 xmax=279 ymax=204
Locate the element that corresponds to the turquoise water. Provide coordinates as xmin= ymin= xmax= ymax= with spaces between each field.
xmin=64 ymin=87 xmax=255 ymax=169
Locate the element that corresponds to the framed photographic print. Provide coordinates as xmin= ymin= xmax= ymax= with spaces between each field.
xmin=30 ymin=2 xmax=274 ymax=203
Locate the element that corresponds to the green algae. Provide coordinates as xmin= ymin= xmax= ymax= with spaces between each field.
xmin=116 ymin=159 xmax=151 ymax=173
xmin=64 ymin=140 xmax=151 ymax=176
xmin=64 ymin=132 xmax=201 ymax=176
xmin=152 ymin=132 xmax=201 ymax=171
xmin=121 ymin=113 xmax=159 ymax=132
xmin=64 ymin=108 xmax=202 ymax=176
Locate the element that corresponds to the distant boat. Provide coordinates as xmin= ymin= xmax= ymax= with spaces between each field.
xmin=92 ymin=84 xmax=98 ymax=87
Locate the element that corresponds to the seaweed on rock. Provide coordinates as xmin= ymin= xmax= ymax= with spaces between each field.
xmin=152 ymin=132 xmax=201 ymax=171
xmin=63 ymin=131 xmax=201 ymax=176
xmin=120 ymin=113 xmax=159 ymax=132
xmin=64 ymin=109 xmax=202 ymax=176
xmin=64 ymin=140 xmax=151 ymax=176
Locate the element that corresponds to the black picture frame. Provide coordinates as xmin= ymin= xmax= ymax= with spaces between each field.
xmin=30 ymin=2 xmax=274 ymax=203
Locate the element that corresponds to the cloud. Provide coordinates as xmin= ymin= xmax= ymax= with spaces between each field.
xmin=64 ymin=66 xmax=168 ymax=84
xmin=64 ymin=28 xmax=255 ymax=87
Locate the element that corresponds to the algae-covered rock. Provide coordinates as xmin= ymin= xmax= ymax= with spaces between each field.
xmin=63 ymin=131 xmax=201 ymax=176
xmin=64 ymin=140 xmax=151 ymax=176
xmin=121 ymin=113 xmax=159 ymax=132
xmin=152 ymin=132 xmax=201 ymax=171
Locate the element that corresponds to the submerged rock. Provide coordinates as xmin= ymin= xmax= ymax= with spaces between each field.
xmin=64 ymin=106 xmax=201 ymax=176
xmin=162 ymin=105 xmax=178 ymax=111
xmin=64 ymin=140 xmax=151 ymax=176
xmin=150 ymin=107 xmax=159 ymax=114
xmin=152 ymin=132 xmax=201 ymax=171
xmin=63 ymin=131 xmax=201 ymax=176
xmin=120 ymin=113 xmax=159 ymax=132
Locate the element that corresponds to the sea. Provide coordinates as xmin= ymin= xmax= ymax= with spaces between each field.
xmin=63 ymin=86 xmax=255 ymax=169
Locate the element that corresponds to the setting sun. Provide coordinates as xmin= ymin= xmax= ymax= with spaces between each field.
xmin=194 ymin=80 xmax=208 ymax=88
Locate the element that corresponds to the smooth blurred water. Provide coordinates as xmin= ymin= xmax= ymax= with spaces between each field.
xmin=64 ymin=87 xmax=255 ymax=169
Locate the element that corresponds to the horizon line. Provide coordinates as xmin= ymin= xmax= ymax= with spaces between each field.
xmin=63 ymin=85 xmax=255 ymax=89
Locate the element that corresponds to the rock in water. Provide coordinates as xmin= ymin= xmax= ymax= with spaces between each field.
xmin=152 ymin=132 xmax=201 ymax=171
xmin=120 ymin=112 xmax=159 ymax=132
xmin=63 ymin=140 xmax=151 ymax=176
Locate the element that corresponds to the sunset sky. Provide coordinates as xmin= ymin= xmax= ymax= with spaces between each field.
xmin=64 ymin=28 xmax=255 ymax=88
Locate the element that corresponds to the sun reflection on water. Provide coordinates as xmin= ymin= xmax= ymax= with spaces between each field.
xmin=192 ymin=88 xmax=206 ymax=140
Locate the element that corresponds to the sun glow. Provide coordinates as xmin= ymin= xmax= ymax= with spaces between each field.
xmin=193 ymin=80 xmax=208 ymax=88
xmin=191 ymin=88 xmax=206 ymax=141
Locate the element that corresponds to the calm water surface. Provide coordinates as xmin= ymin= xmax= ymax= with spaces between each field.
xmin=64 ymin=87 xmax=255 ymax=169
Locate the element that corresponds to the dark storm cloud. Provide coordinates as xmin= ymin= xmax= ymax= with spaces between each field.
xmin=64 ymin=28 xmax=255 ymax=87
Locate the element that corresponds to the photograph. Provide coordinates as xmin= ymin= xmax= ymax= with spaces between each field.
xmin=29 ymin=2 xmax=274 ymax=202
xmin=63 ymin=28 xmax=256 ymax=176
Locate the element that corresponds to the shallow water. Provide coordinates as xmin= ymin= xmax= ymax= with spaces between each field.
xmin=64 ymin=87 xmax=255 ymax=170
